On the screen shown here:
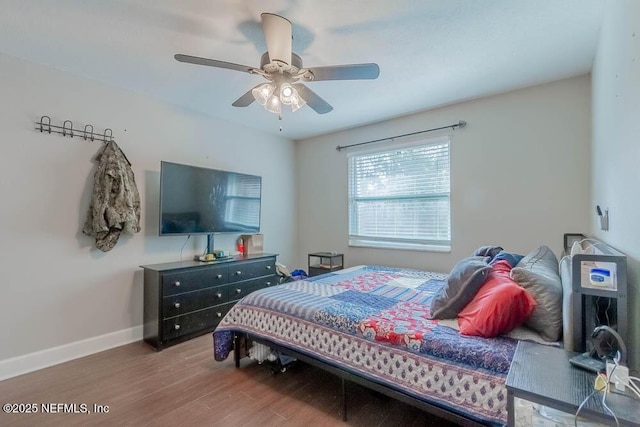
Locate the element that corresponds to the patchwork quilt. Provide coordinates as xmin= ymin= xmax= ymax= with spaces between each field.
xmin=213 ymin=265 xmax=518 ymax=426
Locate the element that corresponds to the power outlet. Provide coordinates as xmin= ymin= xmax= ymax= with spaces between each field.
xmin=606 ymin=362 xmax=629 ymax=392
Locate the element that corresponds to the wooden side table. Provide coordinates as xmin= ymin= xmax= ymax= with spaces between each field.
xmin=506 ymin=341 xmax=639 ymax=426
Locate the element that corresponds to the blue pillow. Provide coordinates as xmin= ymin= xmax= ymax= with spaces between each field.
xmin=490 ymin=251 xmax=524 ymax=268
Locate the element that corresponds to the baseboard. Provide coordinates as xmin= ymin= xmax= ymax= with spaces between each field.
xmin=0 ymin=325 xmax=143 ymax=381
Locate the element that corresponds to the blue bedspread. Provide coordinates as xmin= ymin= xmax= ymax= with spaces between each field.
xmin=213 ymin=265 xmax=517 ymax=426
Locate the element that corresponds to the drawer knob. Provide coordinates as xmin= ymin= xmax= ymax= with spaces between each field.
xmin=235 ymin=288 xmax=242 ymax=294
xmin=266 ymin=265 xmax=272 ymax=270
xmin=174 ymin=281 xmax=181 ymax=287
xmin=266 ymin=281 xmax=272 ymax=286
xmin=216 ymin=274 xmax=222 ymax=279
xmin=235 ymin=271 xmax=242 ymax=276
xmin=174 ymin=302 xmax=180 ymax=309
xmin=217 ymin=312 xmax=222 ymax=318
xmin=216 ymin=292 xmax=222 ymax=299
xmin=174 ymin=324 xmax=180 ymax=330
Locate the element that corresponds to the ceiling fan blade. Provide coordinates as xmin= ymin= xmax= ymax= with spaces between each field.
xmin=232 ymin=87 xmax=257 ymax=107
xmin=293 ymin=84 xmax=333 ymax=114
xmin=261 ymin=13 xmax=292 ymax=65
xmin=305 ymin=63 xmax=380 ymax=81
xmin=174 ymin=54 xmax=254 ymax=73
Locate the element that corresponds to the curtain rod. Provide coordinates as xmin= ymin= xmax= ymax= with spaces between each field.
xmin=335 ymin=120 xmax=467 ymax=151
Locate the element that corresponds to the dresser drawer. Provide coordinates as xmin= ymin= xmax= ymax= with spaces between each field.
xmin=162 ymin=265 xmax=228 ymax=296
xmin=162 ymin=285 xmax=229 ymax=318
xmin=227 ymin=259 xmax=276 ymax=283
xmin=253 ymin=274 xmax=278 ymax=290
xmin=224 ymin=275 xmax=278 ymax=301
xmin=162 ymin=302 xmax=235 ymax=340
xmin=224 ymin=282 xmax=252 ymax=301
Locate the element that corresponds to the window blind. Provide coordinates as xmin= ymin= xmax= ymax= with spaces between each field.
xmin=348 ymin=139 xmax=451 ymax=250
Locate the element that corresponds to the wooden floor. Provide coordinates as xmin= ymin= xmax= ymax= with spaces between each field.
xmin=0 ymin=335 xmax=457 ymax=426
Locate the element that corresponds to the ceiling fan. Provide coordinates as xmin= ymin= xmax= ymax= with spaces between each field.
xmin=175 ymin=13 xmax=380 ymax=115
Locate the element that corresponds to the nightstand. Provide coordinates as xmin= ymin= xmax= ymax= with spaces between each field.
xmin=506 ymin=341 xmax=639 ymax=426
xmin=308 ymin=252 xmax=344 ymax=277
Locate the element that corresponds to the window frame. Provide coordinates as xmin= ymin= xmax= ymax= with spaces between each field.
xmin=347 ymin=135 xmax=452 ymax=252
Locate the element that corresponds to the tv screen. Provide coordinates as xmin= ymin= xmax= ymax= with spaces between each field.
xmin=159 ymin=161 xmax=262 ymax=235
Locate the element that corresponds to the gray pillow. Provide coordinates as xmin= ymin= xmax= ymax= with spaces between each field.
xmin=510 ymin=246 xmax=563 ymax=341
xmin=430 ymin=256 xmax=491 ymax=319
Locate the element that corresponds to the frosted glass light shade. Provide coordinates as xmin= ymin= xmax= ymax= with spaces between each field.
xmin=252 ymin=83 xmax=275 ymax=106
xmin=280 ymin=84 xmax=306 ymax=111
xmin=290 ymin=92 xmax=307 ymax=112
xmin=279 ymin=83 xmax=294 ymax=105
xmin=265 ymin=94 xmax=282 ymax=114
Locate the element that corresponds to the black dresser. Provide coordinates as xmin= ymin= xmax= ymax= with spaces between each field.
xmin=141 ymin=253 xmax=278 ymax=351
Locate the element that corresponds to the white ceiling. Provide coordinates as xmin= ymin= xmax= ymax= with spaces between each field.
xmin=0 ymin=0 xmax=605 ymax=140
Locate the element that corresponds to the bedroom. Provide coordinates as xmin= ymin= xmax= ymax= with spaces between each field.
xmin=0 ymin=0 xmax=638 ymax=425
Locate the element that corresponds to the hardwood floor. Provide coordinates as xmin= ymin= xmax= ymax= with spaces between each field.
xmin=0 ymin=335 xmax=457 ymax=426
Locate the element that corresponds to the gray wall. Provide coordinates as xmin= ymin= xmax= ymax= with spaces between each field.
xmin=591 ymin=0 xmax=640 ymax=372
xmin=0 ymin=53 xmax=297 ymax=373
xmin=295 ymin=76 xmax=592 ymax=274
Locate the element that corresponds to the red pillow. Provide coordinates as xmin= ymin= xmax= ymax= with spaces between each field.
xmin=457 ymin=260 xmax=536 ymax=338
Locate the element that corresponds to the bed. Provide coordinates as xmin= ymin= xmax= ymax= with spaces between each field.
xmin=213 ymin=247 xmax=571 ymax=426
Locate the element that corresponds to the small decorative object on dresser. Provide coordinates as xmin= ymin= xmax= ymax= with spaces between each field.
xmin=141 ymin=253 xmax=278 ymax=351
xmin=308 ymin=252 xmax=344 ymax=276
xmin=241 ymin=233 xmax=264 ymax=256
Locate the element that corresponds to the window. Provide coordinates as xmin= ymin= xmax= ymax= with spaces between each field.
xmin=348 ymin=137 xmax=451 ymax=251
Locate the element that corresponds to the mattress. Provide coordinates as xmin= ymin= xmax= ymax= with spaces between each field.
xmin=213 ymin=265 xmax=521 ymax=426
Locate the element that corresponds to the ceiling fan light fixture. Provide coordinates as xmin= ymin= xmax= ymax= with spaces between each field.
xmin=264 ymin=93 xmax=282 ymax=114
xmin=280 ymin=83 xmax=294 ymax=104
xmin=252 ymin=83 xmax=275 ymax=106
xmin=279 ymin=83 xmax=306 ymax=111
xmin=289 ymin=92 xmax=307 ymax=112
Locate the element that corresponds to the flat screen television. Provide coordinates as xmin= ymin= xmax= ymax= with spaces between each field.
xmin=159 ymin=161 xmax=262 ymax=236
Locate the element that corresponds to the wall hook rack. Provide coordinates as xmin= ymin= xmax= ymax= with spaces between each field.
xmin=35 ymin=115 xmax=116 ymax=144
